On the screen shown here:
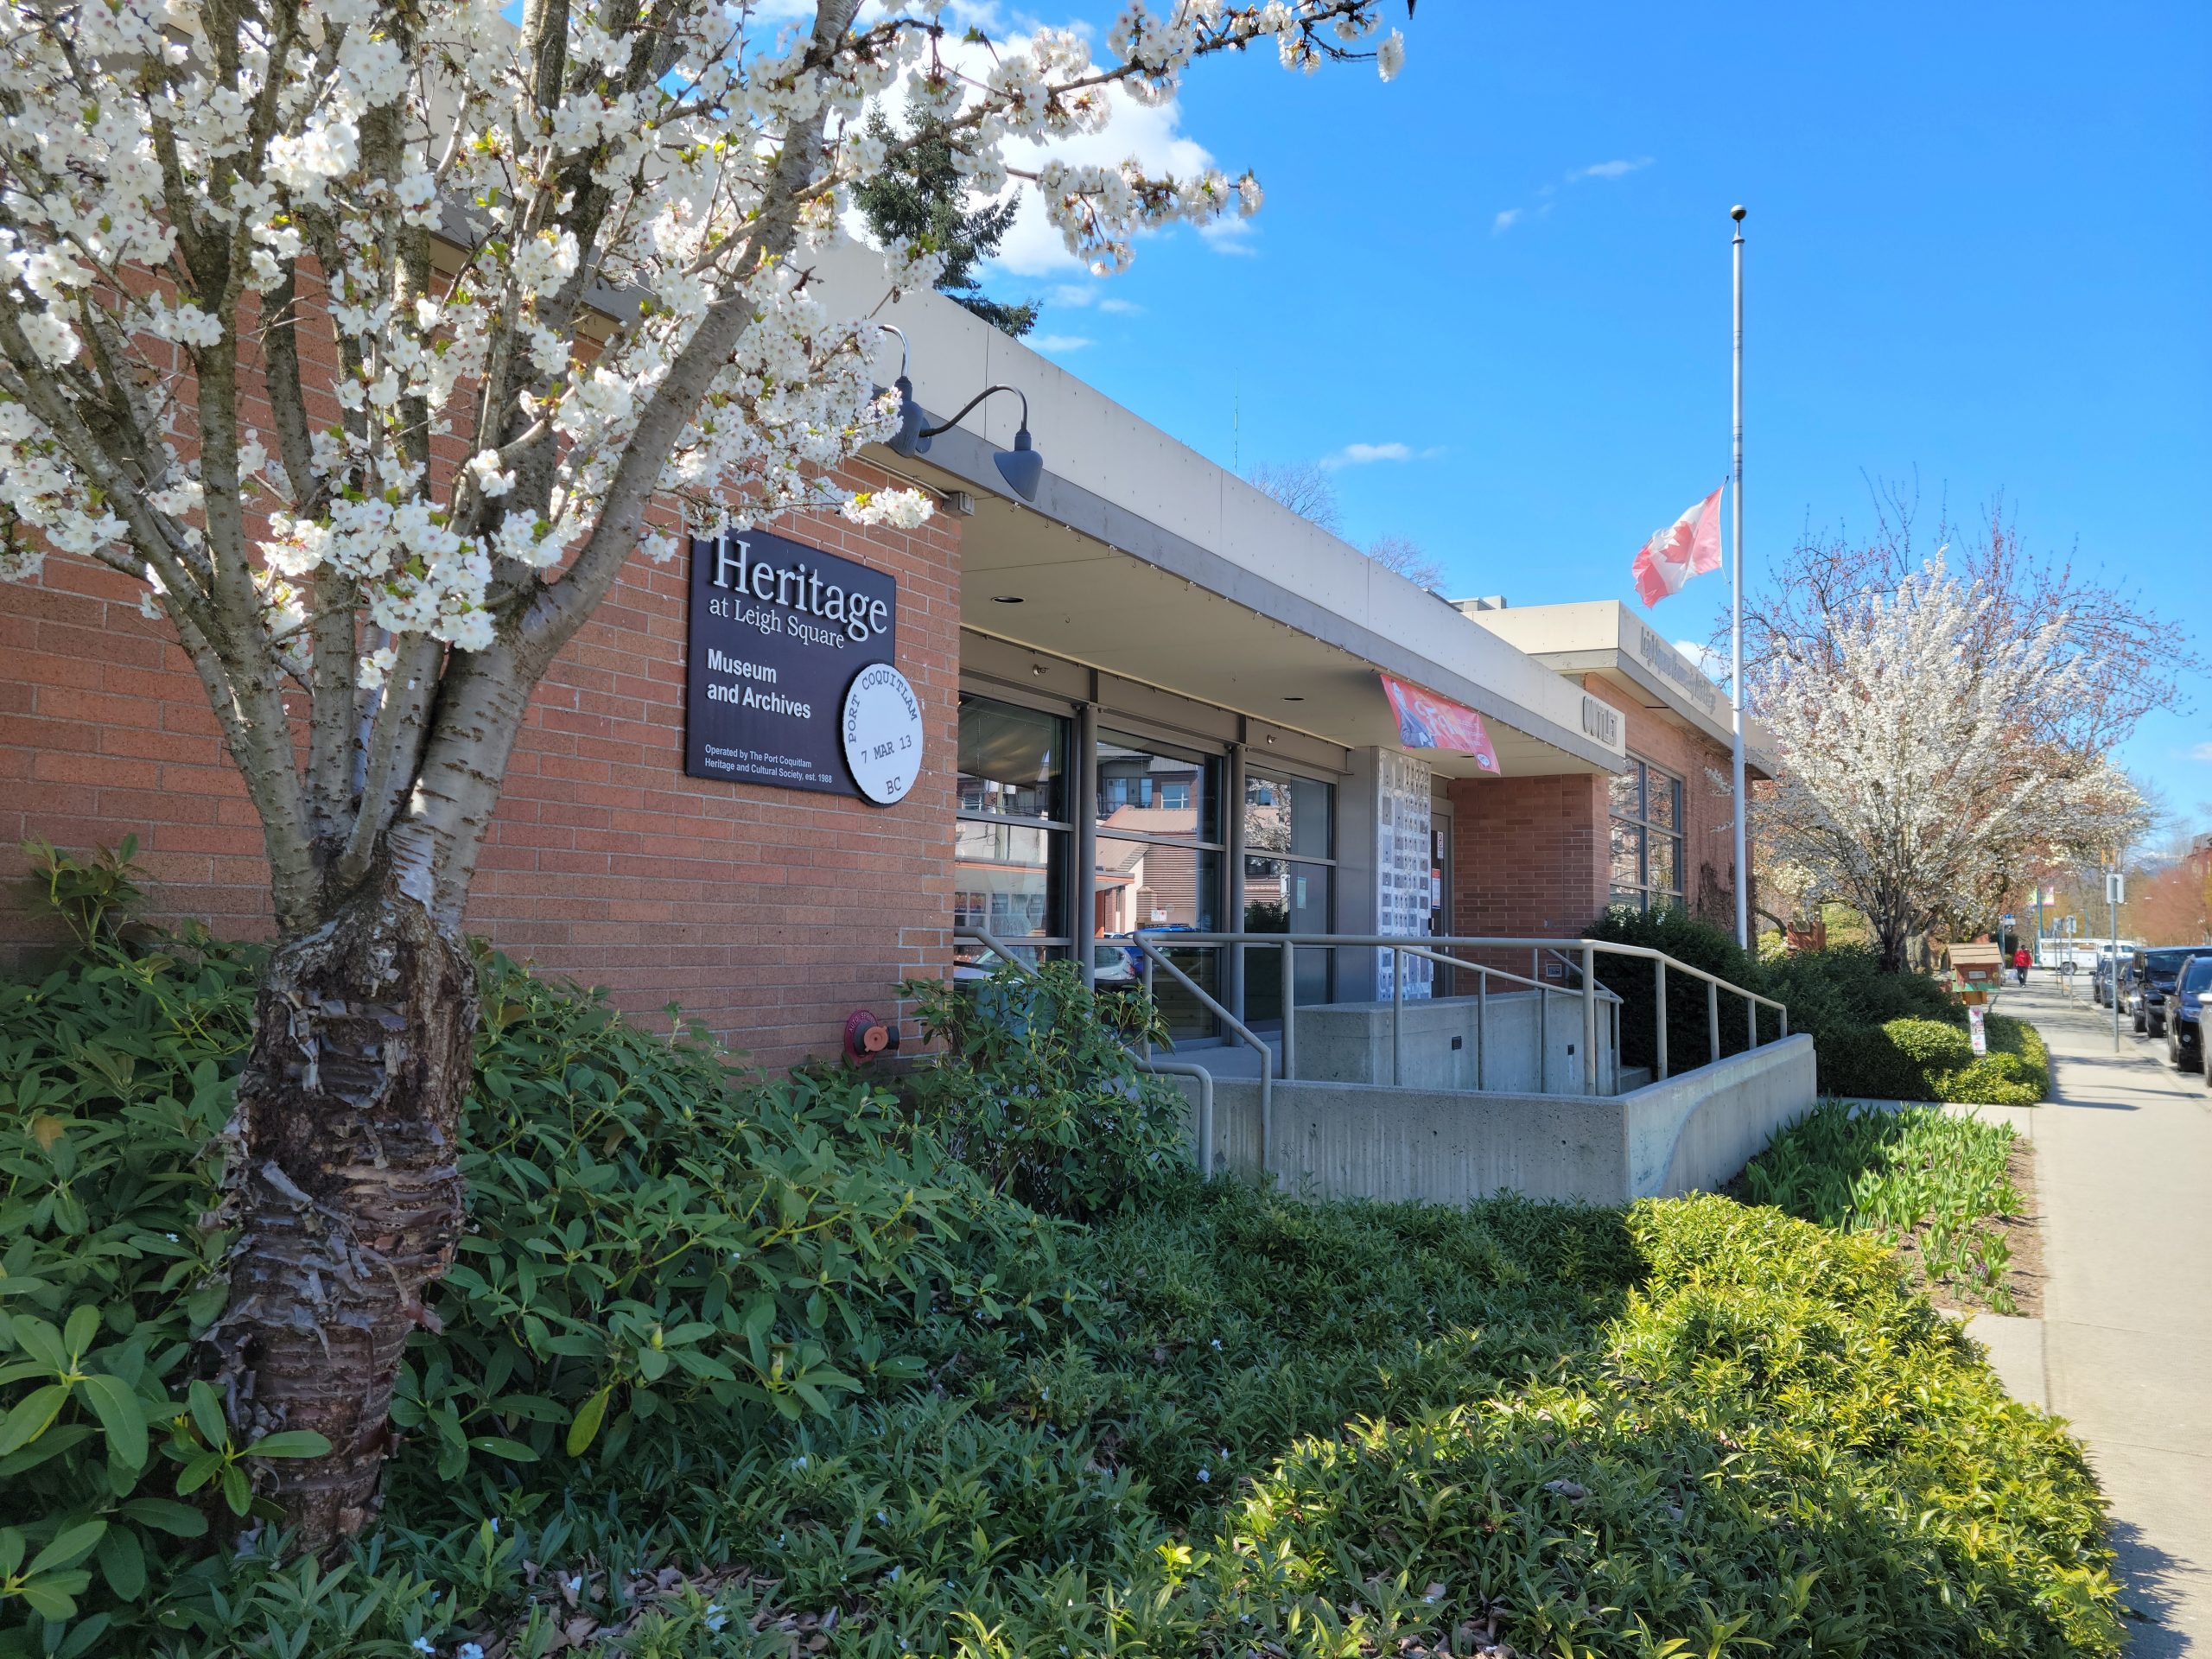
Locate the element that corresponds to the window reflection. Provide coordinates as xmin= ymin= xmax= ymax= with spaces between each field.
xmin=1607 ymin=756 xmax=1685 ymax=912
xmin=1092 ymin=733 xmax=1223 ymax=1039
xmin=958 ymin=697 xmax=1065 ymax=821
xmin=1096 ymin=734 xmax=1217 ymax=842
xmin=956 ymin=696 xmax=1070 ymax=969
xmin=1241 ymin=768 xmax=1334 ymax=1025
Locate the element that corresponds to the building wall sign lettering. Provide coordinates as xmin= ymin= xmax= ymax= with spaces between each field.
xmin=685 ymin=531 xmax=905 ymax=795
xmin=1632 ymin=620 xmax=1720 ymax=715
xmin=1580 ymin=695 xmax=1619 ymax=747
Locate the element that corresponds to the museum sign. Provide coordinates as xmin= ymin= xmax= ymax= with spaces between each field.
xmin=684 ymin=530 xmax=921 ymax=803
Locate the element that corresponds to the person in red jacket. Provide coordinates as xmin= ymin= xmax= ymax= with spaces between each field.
xmin=2013 ymin=945 xmax=2031 ymax=986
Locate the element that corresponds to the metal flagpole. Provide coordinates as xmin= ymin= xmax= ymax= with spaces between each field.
xmin=1730 ymin=205 xmax=1749 ymax=949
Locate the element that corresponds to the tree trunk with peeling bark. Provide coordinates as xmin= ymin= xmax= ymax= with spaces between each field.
xmin=209 ymin=868 xmax=479 ymax=1543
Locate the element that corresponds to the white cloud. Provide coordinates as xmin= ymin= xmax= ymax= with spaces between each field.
xmin=1673 ymin=639 xmax=1727 ymax=682
xmin=2191 ymin=741 xmax=2212 ymax=762
xmin=1027 ymin=334 xmax=1094 ymax=353
xmin=1492 ymin=156 xmax=1654 ymax=238
xmin=1318 ymin=441 xmax=1445 ymax=469
xmin=1196 ymin=216 xmax=1260 ymax=257
xmin=1046 ymin=283 xmax=1145 ymax=315
xmin=1571 ymin=156 xmax=1654 ymax=182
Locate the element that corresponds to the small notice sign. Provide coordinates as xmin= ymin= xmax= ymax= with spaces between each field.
xmin=684 ymin=531 xmax=904 ymax=797
xmin=1968 ymin=1005 xmax=1988 ymax=1058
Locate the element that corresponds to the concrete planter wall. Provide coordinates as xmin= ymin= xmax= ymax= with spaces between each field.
xmin=1175 ymin=1033 xmax=1816 ymax=1207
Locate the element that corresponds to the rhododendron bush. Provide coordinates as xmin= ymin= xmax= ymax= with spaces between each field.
xmin=0 ymin=0 xmax=1408 ymax=1548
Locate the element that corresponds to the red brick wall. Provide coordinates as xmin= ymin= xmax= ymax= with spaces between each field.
xmin=1446 ymin=772 xmax=1609 ymax=938
xmin=0 ymin=471 xmax=963 ymax=1073
xmin=1445 ymin=679 xmax=1745 ymax=943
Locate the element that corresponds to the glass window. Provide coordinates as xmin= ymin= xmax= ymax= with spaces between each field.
xmin=959 ymin=696 xmax=1066 ymax=822
xmin=957 ymin=695 xmax=1071 ymax=969
xmin=1240 ymin=768 xmax=1335 ymax=1026
xmin=1096 ymin=733 xmax=1219 ymax=842
xmin=1607 ymin=756 xmax=1686 ymax=912
xmin=1092 ymin=730 xmax=1226 ymax=1040
xmin=1243 ymin=769 xmax=1332 ymax=860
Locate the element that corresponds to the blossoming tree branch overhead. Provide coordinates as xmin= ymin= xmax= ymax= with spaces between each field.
xmin=0 ymin=0 xmax=1409 ymax=1543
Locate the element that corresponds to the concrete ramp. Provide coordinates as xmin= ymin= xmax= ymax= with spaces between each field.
xmin=1171 ymin=1033 xmax=1816 ymax=1205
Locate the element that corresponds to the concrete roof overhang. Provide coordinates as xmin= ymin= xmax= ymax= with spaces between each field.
xmin=804 ymin=242 xmax=1624 ymax=779
xmin=1457 ymin=601 xmax=1777 ymax=780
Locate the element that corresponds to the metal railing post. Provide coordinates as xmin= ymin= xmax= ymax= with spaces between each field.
xmin=1390 ymin=945 xmax=1403 ymax=1086
xmin=1143 ymin=950 xmax=1156 ymax=1060
xmin=1580 ymin=944 xmax=1599 ymax=1095
xmin=1745 ymin=993 xmax=1757 ymax=1051
xmin=1281 ymin=939 xmax=1297 ymax=1083
xmin=1538 ymin=979 xmax=1549 ymax=1095
xmin=1477 ymin=968 xmax=1489 ymax=1090
xmin=1707 ymin=979 xmax=1719 ymax=1066
xmin=1655 ymin=957 xmax=1669 ymax=1081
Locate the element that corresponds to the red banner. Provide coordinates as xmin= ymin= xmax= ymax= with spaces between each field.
xmin=1380 ymin=674 xmax=1500 ymax=772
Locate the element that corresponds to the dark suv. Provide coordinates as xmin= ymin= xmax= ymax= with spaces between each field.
xmin=2166 ymin=954 xmax=2212 ymax=1071
xmin=2130 ymin=946 xmax=2202 ymax=1039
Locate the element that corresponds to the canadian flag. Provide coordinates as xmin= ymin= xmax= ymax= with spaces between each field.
xmin=1630 ymin=486 xmax=1725 ymax=607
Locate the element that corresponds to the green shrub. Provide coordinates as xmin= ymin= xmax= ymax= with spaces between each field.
xmin=899 ymin=958 xmax=1190 ymax=1219
xmin=0 ymin=930 xmax=385 ymax=1653
xmin=3 ymin=931 xmax=2118 ymax=1656
xmin=1588 ymin=904 xmax=1781 ymax=1072
xmin=390 ymin=950 xmax=1077 ymax=1500
xmin=1885 ymin=1014 xmax=1974 ymax=1069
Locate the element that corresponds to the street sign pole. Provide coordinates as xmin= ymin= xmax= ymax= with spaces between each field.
xmin=2108 ymin=868 xmax=2125 ymax=1052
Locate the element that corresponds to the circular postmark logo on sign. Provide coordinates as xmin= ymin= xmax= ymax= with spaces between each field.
xmin=841 ymin=662 xmax=923 ymax=805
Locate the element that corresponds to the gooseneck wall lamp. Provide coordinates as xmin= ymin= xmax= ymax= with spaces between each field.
xmin=878 ymin=325 xmax=1045 ymax=503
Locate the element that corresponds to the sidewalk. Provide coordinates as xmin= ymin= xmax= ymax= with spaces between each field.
xmin=1998 ymin=975 xmax=2211 ymax=1656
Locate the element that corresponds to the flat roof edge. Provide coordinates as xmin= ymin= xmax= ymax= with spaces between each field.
xmin=901 ymin=422 xmax=1624 ymax=773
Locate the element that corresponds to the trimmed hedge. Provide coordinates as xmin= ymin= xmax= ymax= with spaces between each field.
xmin=1596 ymin=909 xmax=2050 ymax=1104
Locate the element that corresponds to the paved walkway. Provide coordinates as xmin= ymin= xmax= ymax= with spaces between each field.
xmin=1993 ymin=974 xmax=2212 ymax=1656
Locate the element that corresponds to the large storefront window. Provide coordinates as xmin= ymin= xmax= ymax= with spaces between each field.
xmin=1609 ymin=756 xmax=1685 ymax=912
xmin=1093 ymin=731 xmax=1224 ymax=1038
xmin=1241 ymin=767 xmax=1334 ymax=1022
xmin=956 ymin=695 xmax=1071 ymax=968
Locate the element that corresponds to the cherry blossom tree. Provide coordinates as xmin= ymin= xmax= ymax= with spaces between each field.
xmin=1755 ymin=561 xmax=2148 ymax=972
xmin=0 ymin=0 xmax=1409 ymax=1545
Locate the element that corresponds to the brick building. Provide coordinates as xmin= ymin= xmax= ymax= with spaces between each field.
xmin=1 ymin=239 xmax=1759 ymax=1070
xmin=1446 ymin=601 xmax=1774 ymax=938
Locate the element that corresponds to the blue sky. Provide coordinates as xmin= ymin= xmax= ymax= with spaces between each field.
xmin=970 ymin=0 xmax=2212 ymax=841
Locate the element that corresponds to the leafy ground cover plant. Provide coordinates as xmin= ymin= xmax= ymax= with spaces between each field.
xmin=1742 ymin=1100 xmax=2029 ymax=1312
xmin=3 ymin=923 xmax=2118 ymax=1656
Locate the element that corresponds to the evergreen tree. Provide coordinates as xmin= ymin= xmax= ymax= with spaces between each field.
xmin=855 ymin=95 xmax=1039 ymax=336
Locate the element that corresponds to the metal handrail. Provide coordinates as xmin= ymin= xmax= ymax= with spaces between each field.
xmin=953 ymin=926 xmax=1788 ymax=1120
xmin=1107 ymin=931 xmax=1787 ymax=1094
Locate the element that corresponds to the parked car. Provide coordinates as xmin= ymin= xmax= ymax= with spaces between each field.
xmin=2128 ymin=946 xmax=2202 ymax=1038
xmin=2092 ymin=955 xmax=2124 ymax=1007
xmin=2166 ymin=954 xmax=2212 ymax=1071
